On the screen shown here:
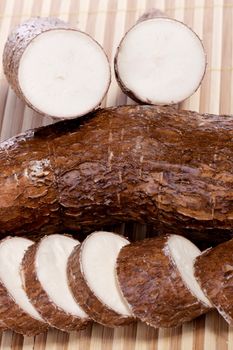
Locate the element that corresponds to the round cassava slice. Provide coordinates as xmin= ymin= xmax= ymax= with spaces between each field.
xmin=68 ymin=231 xmax=134 ymax=327
xmin=195 ymin=238 xmax=233 ymax=325
xmin=116 ymin=234 xmax=212 ymax=328
xmin=22 ymin=234 xmax=90 ymax=332
xmin=114 ymin=16 xmax=206 ymax=105
xmin=3 ymin=17 xmax=111 ymax=119
xmin=0 ymin=237 xmax=48 ymax=335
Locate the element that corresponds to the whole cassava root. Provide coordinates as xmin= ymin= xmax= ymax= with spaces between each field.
xmin=1 ymin=105 xmax=233 ymax=244
xmin=3 ymin=17 xmax=110 ymax=119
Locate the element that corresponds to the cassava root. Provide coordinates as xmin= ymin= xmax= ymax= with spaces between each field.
xmin=22 ymin=234 xmax=90 ymax=332
xmin=114 ymin=11 xmax=206 ymax=105
xmin=0 ymin=105 xmax=233 ymax=246
xmin=195 ymin=238 xmax=233 ymax=325
xmin=3 ymin=17 xmax=111 ymax=119
xmin=1 ymin=231 xmax=233 ymax=335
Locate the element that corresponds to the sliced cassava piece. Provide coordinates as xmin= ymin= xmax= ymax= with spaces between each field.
xmin=117 ymin=234 xmax=212 ymax=328
xmin=68 ymin=231 xmax=134 ymax=327
xmin=114 ymin=16 xmax=206 ymax=105
xmin=2 ymin=105 xmax=233 ymax=246
xmin=22 ymin=234 xmax=90 ymax=332
xmin=3 ymin=17 xmax=110 ymax=119
xmin=0 ymin=237 xmax=48 ymax=335
xmin=195 ymin=239 xmax=233 ymax=325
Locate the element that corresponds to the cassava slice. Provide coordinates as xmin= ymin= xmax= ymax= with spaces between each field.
xmin=117 ymin=234 xmax=212 ymax=328
xmin=3 ymin=17 xmax=110 ymax=119
xmin=195 ymin=239 xmax=233 ymax=325
xmin=68 ymin=231 xmax=134 ymax=327
xmin=0 ymin=237 xmax=48 ymax=335
xmin=114 ymin=16 xmax=206 ymax=105
xmin=22 ymin=234 xmax=90 ymax=332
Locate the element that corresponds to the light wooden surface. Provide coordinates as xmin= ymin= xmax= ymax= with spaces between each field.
xmin=0 ymin=0 xmax=232 ymax=349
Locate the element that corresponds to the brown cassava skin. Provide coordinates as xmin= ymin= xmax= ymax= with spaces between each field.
xmin=0 ymin=322 xmax=7 ymax=332
xmin=195 ymin=239 xmax=233 ymax=325
xmin=67 ymin=243 xmax=134 ymax=327
xmin=22 ymin=240 xmax=90 ymax=332
xmin=1 ymin=105 xmax=233 ymax=244
xmin=0 ymin=281 xmax=48 ymax=335
xmin=116 ymin=235 xmax=211 ymax=328
xmin=3 ymin=17 xmax=110 ymax=119
xmin=0 ymin=238 xmax=48 ymax=336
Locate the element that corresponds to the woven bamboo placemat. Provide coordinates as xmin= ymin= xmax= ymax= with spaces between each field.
xmin=0 ymin=0 xmax=232 ymax=349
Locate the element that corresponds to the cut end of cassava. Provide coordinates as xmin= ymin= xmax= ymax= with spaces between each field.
xmin=68 ymin=231 xmax=134 ymax=327
xmin=117 ymin=234 xmax=211 ymax=328
xmin=115 ymin=17 xmax=206 ymax=105
xmin=194 ymin=239 xmax=233 ymax=325
xmin=0 ymin=237 xmax=48 ymax=335
xmin=18 ymin=29 xmax=110 ymax=118
xmin=22 ymin=234 xmax=89 ymax=332
xmin=3 ymin=17 xmax=111 ymax=119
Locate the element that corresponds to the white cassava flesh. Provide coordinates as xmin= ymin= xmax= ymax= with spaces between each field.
xmin=3 ymin=18 xmax=111 ymax=119
xmin=82 ymin=232 xmax=131 ymax=315
xmin=22 ymin=234 xmax=89 ymax=332
xmin=167 ymin=235 xmax=212 ymax=307
xmin=18 ymin=30 xmax=110 ymax=118
xmin=68 ymin=231 xmax=133 ymax=326
xmin=0 ymin=237 xmax=47 ymax=335
xmin=115 ymin=17 xmax=206 ymax=105
xmin=36 ymin=235 xmax=87 ymax=317
xmin=0 ymin=238 xmax=43 ymax=320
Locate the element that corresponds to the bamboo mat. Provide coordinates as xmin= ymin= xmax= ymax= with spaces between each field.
xmin=0 ymin=0 xmax=232 ymax=349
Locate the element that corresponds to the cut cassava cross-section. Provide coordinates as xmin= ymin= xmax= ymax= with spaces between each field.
xmin=3 ymin=17 xmax=111 ymax=119
xmin=114 ymin=17 xmax=206 ymax=105
xmin=195 ymin=239 xmax=233 ymax=325
xmin=117 ymin=234 xmax=212 ymax=328
xmin=0 ymin=237 xmax=48 ymax=335
xmin=68 ymin=231 xmax=134 ymax=327
xmin=22 ymin=234 xmax=90 ymax=332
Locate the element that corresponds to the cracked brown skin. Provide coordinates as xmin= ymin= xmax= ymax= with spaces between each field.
xmin=0 ymin=105 xmax=233 ymax=246
xmin=3 ymin=17 xmax=110 ymax=119
xmin=195 ymin=239 xmax=233 ymax=325
xmin=116 ymin=235 xmax=211 ymax=328
xmin=67 ymin=243 xmax=134 ymax=327
xmin=0 ymin=237 xmax=48 ymax=336
xmin=22 ymin=239 xmax=91 ymax=332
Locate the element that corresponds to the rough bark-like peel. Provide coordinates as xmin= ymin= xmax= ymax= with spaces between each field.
xmin=0 ymin=106 xmax=233 ymax=245
xmin=195 ymin=239 xmax=233 ymax=325
xmin=116 ymin=235 xmax=211 ymax=328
